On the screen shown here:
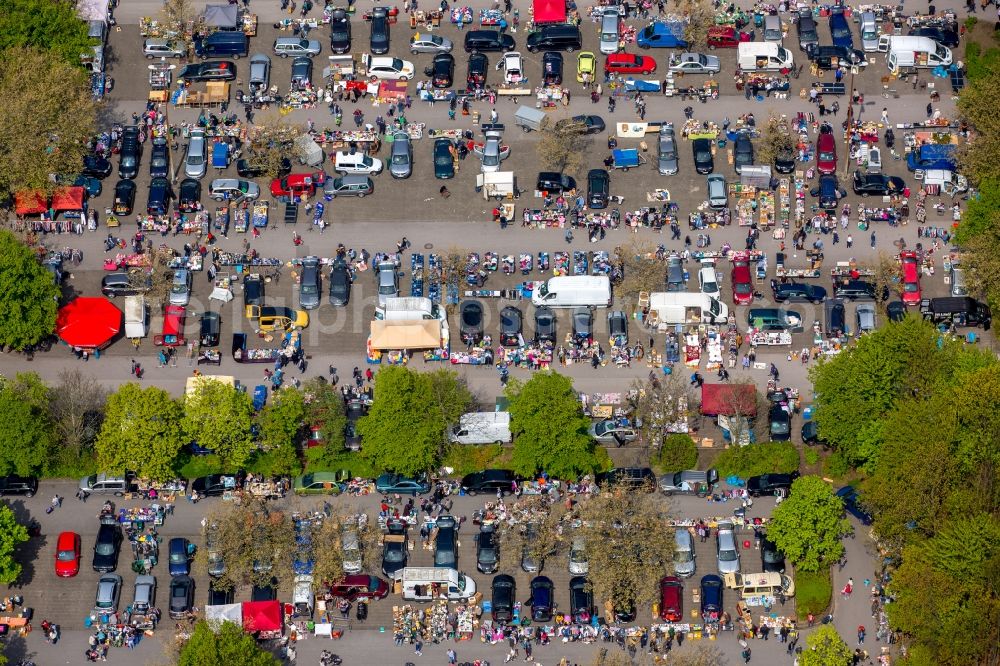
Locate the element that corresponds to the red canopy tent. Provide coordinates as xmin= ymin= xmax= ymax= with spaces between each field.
xmin=533 ymin=0 xmax=566 ymax=24
xmin=51 ymin=187 xmax=86 ymax=214
xmin=700 ymin=383 xmax=758 ymax=417
xmin=56 ymin=297 xmax=123 ymax=350
xmin=14 ymin=191 xmax=47 ymax=217
xmin=242 ymin=600 xmax=282 ymax=633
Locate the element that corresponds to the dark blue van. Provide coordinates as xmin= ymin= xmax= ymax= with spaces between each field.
xmin=195 ymin=31 xmax=249 ymax=58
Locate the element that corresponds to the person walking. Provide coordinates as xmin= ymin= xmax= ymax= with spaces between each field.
xmin=447 ymin=648 xmax=457 ymax=665
xmin=871 ymin=231 xmax=877 ymax=248
xmin=414 ymin=638 xmax=423 ymax=656
xmin=857 ymin=625 xmax=866 ymax=645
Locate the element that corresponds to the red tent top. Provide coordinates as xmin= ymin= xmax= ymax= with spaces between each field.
xmin=533 ymin=0 xmax=566 ymax=23
xmin=51 ymin=186 xmax=85 ymax=212
xmin=56 ymin=297 xmax=123 ymax=349
xmin=242 ymin=600 xmax=282 ymax=633
xmin=700 ymin=383 xmax=758 ymax=417
xmin=15 ymin=191 xmax=47 ymax=216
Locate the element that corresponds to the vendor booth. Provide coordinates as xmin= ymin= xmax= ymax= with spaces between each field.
xmin=206 ymin=602 xmax=243 ymax=629
xmin=52 ymin=186 xmax=87 ymax=219
xmin=368 ymin=320 xmax=449 ymax=364
xmin=56 ymin=297 xmax=122 ymax=350
xmin=14 ymin=191 xmax=47 ymax=217
xmin=700 ymin=383 xmax=758 ymax=417
xmin=532 ymin=0 xmax=566 ymax=24
xmin=242 ymin=600 xmax=282 ymax=638
xmin=202 ymin=4 xmax=239 ymax=31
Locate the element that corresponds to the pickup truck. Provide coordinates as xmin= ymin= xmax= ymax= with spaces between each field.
xmin=269 ymin=172 xmax=327 ymax=202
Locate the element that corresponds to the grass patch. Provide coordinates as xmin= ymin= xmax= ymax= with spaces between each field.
xmin=442 ymin=444 xmax=511 ymax=477
xmin=803 ymin=448 xmax=820 ymax=466
xmin=714 ymin=441 xmax=800 ymax=478
xmin=304 ymin=447 xmax=378 ymax=479
xmin=795 ymin=569 xmax=833 ymax=617
xmin=45 ymin=448 xmax=99 ymax=479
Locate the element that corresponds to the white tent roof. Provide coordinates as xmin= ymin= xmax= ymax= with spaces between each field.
xmin=205 ymin=602 xmax=243 ymax=629
xmin=203 ymin=4 xmax=239 ymax=28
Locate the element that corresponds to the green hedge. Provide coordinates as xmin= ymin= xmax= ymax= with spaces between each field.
xmin=714 ymin=441 xmax=800 ymax=478
xmin=654 ymin=434 xmax=699 ymax=473
xmin=795 ymin=568 xmax=833 ymax=617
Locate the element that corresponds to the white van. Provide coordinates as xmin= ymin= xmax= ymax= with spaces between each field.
xmin=531 ymin=276 xmax=612 ymax=308
xmin=723 ymin=571 xmax=795 ymax=598
xmin=600 ymin=9 xmax=622 ymax=54
xmin=334 ymin=151 xmax=384 ymax=175
xmin=736 ymin=42 xmax=794 ymax=72
xmin=859 ymin=12 xmax=880 ymax=52
xmin=648 ymin=291 xmax=729 ymax=325
xmin=400 ymin=567 xmax=477 ymax=601
xmin=877 ymin=35 xmax=951 ymax=73
xmin=449 ymin=412 xmax=512 ymax=445
xmin=375 ymin=296 xmax=446 ymax=321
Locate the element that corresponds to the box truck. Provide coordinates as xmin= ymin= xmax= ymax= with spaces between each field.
xmin=399 ymin=567 xmax=477 ymax=601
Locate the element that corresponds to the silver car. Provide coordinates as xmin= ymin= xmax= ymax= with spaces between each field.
xmin=673 ymin=528 xmax=696 ymax=577
xmin=209 ymin=178 xmax=260 ymax=201
xmin=144 ymin=38 xmax=185 ymax=59
xmin=668 ymin=52 xmax=721 ymax=74
xmin=132 ymin=575 xmax=156 ymax=616
xmin=185 ymin=130 xmax=207 ymax=180
xmin=273 ymin=37 xmax=322 ymax=57
xmin=707 ymin=174 xmax=727 ymax=209
xmin=376 ymin=261 xmax=399 ymax=306
xmin=248 ymin=54 xmax=271 ymax=92
xmin=299 ymin=257 xmax=321 ymax=310
xmin=657 ymin=125 xmax=678 ymax=176
xmin=206 ymin=524 xmax=225 ymax=577
xmin=716 ymin=521 xmax=741 ymax=574
xmin=856 ymin=303 xmax=876 ymax=334
xmin=169 ymin=269 xmax=191 ymax=306
xmin=410 ymin=33 xmax=454 ymax=54
xmin=389 ymin=133 xmax=413 ymax=179
xmin=568 ymin=537 xmax=588 ymax=575
xmin=589 ymin=419 xmax=638 ymax=445
xmin=95 ymin=573 xmax=123 ymax=613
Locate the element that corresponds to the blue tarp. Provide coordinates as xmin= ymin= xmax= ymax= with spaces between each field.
xmin=212 ymin=142 xmax=229 ymax=169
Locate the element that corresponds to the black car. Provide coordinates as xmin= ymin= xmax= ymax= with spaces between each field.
xmin=569 ymin=576 xmax=594 ymax=624
xmin=499 ymin=306 xmax=523 ymax=347
xmin=466 ymin=52 xmax=488 ymax=90
xmin=771 ymin=279 xmax=827 ymax=303
xmin=534 ymin=305 xmax=556 ymax=343
xmin=433 ymin=515 xmax=458 ymax=568
xmin=852 ymin=171 xmax=906 ymax=197
xmin=428 ymin=53 xmax=454 ymax=89
xmin=244 ymin=274 xmax=265 ymax=309
xmin=149 ymin=137 xmax=169 ymax=179
xmin=746 ymin=472 xmax=800 ymax=497
xmin=542 ymin=52 xmax=563 ymax=85
xmin=460 ymin=300 xmax=484 ymax=344
xmin=832 ymin=279 xmax=881 ymax=301
xmin=381 ymin=519 xmax=408 ymax=578
xmin=101 ymin=272 xmax=149 ymax=297
xmin=177 ymin=61 xmax=237 ymax=82
xmin=909 ymin=26 xmax=959 ymax=48
xmin=570 ymin=115 xmax=605 ymax=134
xmin=191 ymin=473 xmax=242 ymax=496
xmin=476 ymin=524 xmax=499 ymax=574
xmin=796 ymin=15 xmax=819 ymax=51
xmin=806 ymin=44 xmax=867 ymax=69
xmin=119 ymin=126 xmax=142 ymax=180
xmin=774 ymin=146 xmax=795 ymax=174
xmin=344 ymin=399 xmax=366 ymax=451
xmin=464 ymin=30 xmax=516 ymax=53
xmin=692 ymin=138 xmax=714 ymax=174
xmin=329 ymin=9 xmax=351 ymax=54
xmin=290 ymin=56 xmax=313 ymax=90
xmin=886 ymin=300 xmax=907 ymax=323
xmin=801 ymin=419 xmax=824 ymax=446
xmin=810 ymin=174 xmax=846 ymax=210
xmin=200 ymin=312 xmax=221 ymax=347
xmin=836 ymin=485 xmax=873 ymax=525
xmin=461 ymin=469 xmax=518 ymax=495
xmin=251 ymin=578 xmax=278 ymax=601
xmin=113 ymin=179 xmax=136 ymax=214
xmin=207 ymin=583 xmax=234 ymax=606
xmin=236 ymin=157 xmax=292 ymax=179
xmin=178 ymin=178 xmax=202 ymax=213
xmin=528 ymin=576 xmax=554 ymax=621
xmin=92 ymin=523 xmax=123 ymax=573
xmin=597 ymin=467 xmax=656 ymax=491
xmin=146 ymin=177 xmax=173 ymax=215
xmin=0 ymin=475 xmax=38 ymax=497
xmin=761 ymin=537 xmax=786 ymax=573
xmin=169 ymin=576 xmax=195 ymax=619
xmin=536 ymin=172 xmax=576 ymax=194
xmin=572 ymin=307 xmax=593 ymax=341
xmin=587 ymin=168 xmax=610 ymax=209
xmin=491 ymin=574 xmax=515 ymax=623
xmin=733 ymin=133 xmax=754 ymax=174
xmin=328 ymin=260 xmax=351 ymax=306
xmin=82 ymin=154 xmax=113 ymax=179
xmin=768 ymin=404 xmax=792 ymax=441
xmin=825 ymin=298 xmax=847 ymax=337
xmin=370 ymin=7 xmax=390 ymax=54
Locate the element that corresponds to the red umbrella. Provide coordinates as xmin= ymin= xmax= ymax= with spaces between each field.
xmin=56 ymin=297 xmax=123 ymax=349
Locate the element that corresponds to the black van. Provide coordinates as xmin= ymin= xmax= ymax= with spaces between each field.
xmin=464 ymin=30 xmax=516 ymax=53
xmin=118 ymin=126 xmax=142 ymax=180
xmin=805 ymin=44 xmax=866 ymax=70
xmin=920 ymin=297 xmax=992 ymax=330
xmin=196 ymin=31 xmax=249 ymax=59
xmin=832 ymin=279 xmax=877 ymax=300
xmin=526 ymin=25 xmax=583 ymax=52
xmin=147 ymin=177 xmax=174 ymax=215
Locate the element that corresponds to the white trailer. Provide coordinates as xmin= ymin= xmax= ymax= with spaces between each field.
xmin=124 ymin=296 xmax=147 ymax=339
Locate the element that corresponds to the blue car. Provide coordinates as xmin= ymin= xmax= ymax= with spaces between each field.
xmin=700 ymin=574 xmax=723 ymax=623
xmin=74 ymin=175 xmax=103 ymax=198
xmin=375 ymin=473 xmax=431 ymax=495
xmin=636 ymin=21 xmax=688 ymax=49
xmin=829 ymin=11 xmax=853 ymax=49
xmin=836 ymin=486 xmax=873 ymax=525
xmin=529 ymin=575 xmax=555 ymax=621
xmin=810 ymin=174 xmax=846 ymax=210
xmin=168 ymin=537 xmax=192 ymax=576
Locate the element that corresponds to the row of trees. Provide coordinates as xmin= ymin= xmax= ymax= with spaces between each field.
xmin=809 ymin=316 xmax=1000 ymax=664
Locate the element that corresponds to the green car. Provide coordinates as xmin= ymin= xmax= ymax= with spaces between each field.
xmin=433 ymin=138 xmax=455 ymax=179
xmin=292 ymin=472 xmax=342 ymax=495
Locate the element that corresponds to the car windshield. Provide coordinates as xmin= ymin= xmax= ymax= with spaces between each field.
xmin=719 ymin=547 xmax=738 ymax=562
xmin=904 ymin=282 xmax=919 ymax=292
xmin=696 ymin=149 xmax=711 ymax=161
xmin=708 ymin=297 xmax=722 ymax=317
xmin=237 ymin=181 xmax=251 ymax=193
xmin=819 ymin=151 xmax=835 ymax=162
xmin=435 ymin=149 xmax=451 ymax=165
xmin=58 ymin=548 xmax=76 ymax=561
xmin=96 ymin=590 xmax=113 ymax=607
xmin=763 ymin=549 xmax=783 ymax=563
xmin=391 ymin=152 xmax=408 ymax=165
xmin=170 ymin=550 xmax=186 ymax=564
xmin=673 ymin=548 xmax=693 ymax=564
xmin=96 ymin=541 xmax=115 ymax=556
xmin=301 ymin=282 xmax=317 ymax=295
xmin=385 ymin=545 xmax=405 ymax=562
xmin=735 ymin=283 xmax=752 ymax=294
xmin=702 ymin=278 xmax=718 ymax=294
xmin=390 ymin=58 xmax=404 ymax=71
xmin=594 ymin=421 xmax=610 ymax=436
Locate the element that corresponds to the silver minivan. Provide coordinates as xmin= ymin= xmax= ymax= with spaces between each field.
xmin=249 ymin=54 xmax=271 ymax=92
xmin=859 ymin=11 xmax=880 ymax=52
xmin=185 ymin=130 xmax=207 ymax=179
xmin=389 ymin=133 xmax=413 ymax=179
xmin=716 ymin=521 xmax=741 ymax=574
xmin=763 ymin=15 xmax=783 ymax=43
xmin=673 ymin=528 xmax=696 ymax=578
xmin=600 ymin=9 xmax=622 ymax=54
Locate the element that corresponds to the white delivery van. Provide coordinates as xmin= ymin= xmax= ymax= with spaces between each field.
xmin=375 ymin=296 xmax=446 ymax=321
xmin=334 ymin=150 xmax=384 ymax=175
xmin=859 ymin=12 xmax=880 ymax=52
xmin=476 ymin=171 xmax=517 ymax=200
xmin=400 ymin=567 xmax=477 ymax=601
xmin=292 ymin=575 xmax=315 ymax=618
xmin=532 ymin=276 xmax=612 ymax=308
xmin=737 ymin=42 xmax=794 ymax=72
xmin=124 ymin=296 xmax=147 ymax=339
xmin=877 ymin=35 xmax=952 ymax=73
xmin=449 ymin=411 xmax=512 ymax=445
xmin=647 ymin=292 xmax=729 ymax=325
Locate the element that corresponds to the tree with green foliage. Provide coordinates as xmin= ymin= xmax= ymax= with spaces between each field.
xmin=0 ymin=372 xmax=55 ymax=476
xmin=0 ymin=505 xmax=29 ymax=585
xmin=182 ymin=379 xmax=255 ymax=470
xmin=767 ymin=476 xmax=850 ymax=572
xmin=956 ymin=50 xmax=1000 ymax=185
xmin=0 ymin=48 xmax=97 ymax=197
xmin=506 ymin=371 xmax=601 ymax=479
xmin=356 ymin=367 xmax=454 ymax=475
xmin=713 ymin=440 xmax=800 ymax=478
xmin=0 ymin=231 xmax=60 ymax=350
xmin=655 ymin=434 xmax=699 ymax=472
xmin=256 ymin=387 xmax=305 ymax=475
xmin=202 ymin=498 xmax=296 ymax=591
xmin=96 ymin=384 xmax=184 ymax=481
xmin=0 ymin=0 xmax=92 ymax=68
xmin=178 ymin=620 xmax=280 ymax=666
xmin=798 ymin=625 xmax=854 ymax=666
xmin=425 ymin=368 xmax=474 ymax=453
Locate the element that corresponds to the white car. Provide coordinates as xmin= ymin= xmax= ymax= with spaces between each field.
xmin=367 ymin=57 xmax=415 ymax=80
xmin=697 ymin=260 xmax=722 ymax=301
xmin=209 ymin=178 xmax=260 ymax=201
xmin=498 ymin=51 xmax=525 ymax=85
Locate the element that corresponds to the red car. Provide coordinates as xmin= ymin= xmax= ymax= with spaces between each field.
xmin=155 ymin=305 xmax=187 ymax=347
xmin=900 ymin=251 xmax=921 ymax=305
xmin=605 ymin=53 xmax=657 ymax=75
xmin=329 ymin=574 xmax=390 ymax=601
xmin=659 ymin=576 xmax=683 ymax=622
xmin=816 ymin=125 xmax=837 ymax=175
xmin=731 ymin=260 xmax=754 ymax=305
xmin=707 ymin=26 xmax=753 ymax=49
xmin=55 ymin=531 xmax=81 ymax=577
xmin=269 ymin=172 xmax=327 ymax=201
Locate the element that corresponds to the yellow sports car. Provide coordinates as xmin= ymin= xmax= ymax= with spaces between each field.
xmin=577 ymin=51 xmax=597 ymax=83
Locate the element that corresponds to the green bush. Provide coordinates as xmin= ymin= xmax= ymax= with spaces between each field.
xmin=795 ymin=569 xmax=833 ymax=616
xmin=45 ymin=448 xmax=99 ymax=479
xmin=654 ymin=434 xmax=698 ymax=472
xmin=177 ymin=454 xmax=224 ymax=480
xmin=714 ymin=441 xmax=799 ymax=478
xmin=442 ymin=444 xmax=509 ymax=477
xmin=304 ymin=447 xmax=378 ymax=479
xmin=804 ymin=448 xmax=820 ymax=466
xmin=823 ymin=450 xmax=851 ymax=479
